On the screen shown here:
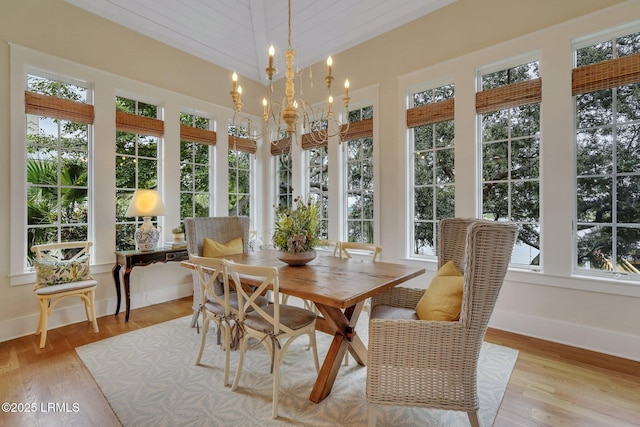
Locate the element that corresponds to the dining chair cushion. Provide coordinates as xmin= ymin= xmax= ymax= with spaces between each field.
xmin=370 ymin=304 xmax=419 ymax=320
xmin=415 ymin=260 xmax=463 ymax=321
xmin=33 ymin=279 xmax=97 ymax=295
xmin=33 ymin=255 xmax=93 ymax=289
xmin=203 ymin=237 xmax=243 ymax=258
xmin=204 ymin=293 xmax=269 ymax=314
xmin=243 ymin=304 xmax=317 ymax=334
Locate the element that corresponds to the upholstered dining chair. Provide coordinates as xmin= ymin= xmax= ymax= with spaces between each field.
xmin=366 ymin=218 xmax=517 ymax=427
xmin=190 ymin=254 xmax=235 ymax=386
xmin=31 ymin=241 xmax=99 ymax=348
xmin=184 ymin=216 xmax=250 ymax=328
xmin=226 ymin=259 xmax=320 ymax=419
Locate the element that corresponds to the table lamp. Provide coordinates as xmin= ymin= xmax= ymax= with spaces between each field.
xmin=125 ymin=189 xmax=167 ymax=251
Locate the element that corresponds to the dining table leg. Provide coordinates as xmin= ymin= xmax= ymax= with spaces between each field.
xmin=310 ymin=300 xmax=366 ymax=403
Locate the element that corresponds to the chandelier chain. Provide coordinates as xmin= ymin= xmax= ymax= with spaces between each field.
xmin=288 ymin=0 xmax=292 ymax=49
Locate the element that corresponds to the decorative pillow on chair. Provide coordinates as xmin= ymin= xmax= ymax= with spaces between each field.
xmin=415 ymin=260 xmax=463 ymax=321
xmin=203 ymin=237 xmax=243 ymax=258
xmin=34 ymin=255 xmax=93 ymax=289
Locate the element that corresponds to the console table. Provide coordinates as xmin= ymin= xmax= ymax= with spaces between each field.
xmin=112 ymin=247 xmax=189 ymax=321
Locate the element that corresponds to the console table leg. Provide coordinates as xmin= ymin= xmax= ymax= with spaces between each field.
xmin=112 ymin=264 xmax=122 ymax=316
xmin=123 ymin=269 xmax=132 ymax=322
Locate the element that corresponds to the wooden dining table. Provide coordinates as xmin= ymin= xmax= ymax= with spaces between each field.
xmin=183 ymin=249 xmax=425 ymax=403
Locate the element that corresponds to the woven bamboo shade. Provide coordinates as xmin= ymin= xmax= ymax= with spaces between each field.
xmin=407 ymin=98 xmax=454 ymax=128
xmin=270 ymin=137 xmax=291 ymax=156
xmin=228 ymin=135 xmax=257 ymax=154
xmin=116 ymin=111 xmax=164 ymax=137
xmin=25 ymin=91 xmax=94 ymax=124
xmin=301 ymin=131 xmax=328 ymax=150
xmin=572 ymin=53 xmax=640 ymax=96
xmin=476 ymin=78 xmax=541 ymax=114
xmin=180 ymin=124 xmax=217 ymax=145
xmin=342 ymin=118 xmax=373 ymax=141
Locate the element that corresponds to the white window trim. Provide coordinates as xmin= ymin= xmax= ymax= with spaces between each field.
xmin=571 ymin=25 xmax=640 ymax=281
xmin=342 ymin=101 xmax=377 ymax=244
xmin=405 ymin=78 xmax=455 ymax=260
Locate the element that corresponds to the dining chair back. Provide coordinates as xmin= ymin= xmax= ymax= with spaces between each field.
xmin=225 ymin=259 xmax=320 ymax=419
xmin=339 ymin=241 xmax=382 ymax=261
xmin=190 ymin=254 xmax=235 ymax=386
xmin=318 ymin=239 xmax=339 ymax=256
xmin=337 ymin=241 xmax=382 ymax=364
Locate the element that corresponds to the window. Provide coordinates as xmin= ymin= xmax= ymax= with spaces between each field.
xmin=574 ymin=30 xmax=640 ymax=276
xmin=308 ymin=145 xmax=329 ymax=239
xmin=115 ymin=96 xmax=163 ymax=251
xmin=303 ymin=119 xmax=330 ymax=239
xmin=179 ymin=112 xmax=213 ymax=224
xmin=478 ymin=60 xmax=541 ymax=268
xmin=25 ymin=73 xmax=92 ymax=265
xmin=270 ymin=134 xmax=293 ymax=211
xmin=276 ymin=152 xmax=293 ymax=209
xmin=407 ymin=83 xmax=455 ymax=257
xmin=228 ymin=124 xmax=256 ymax=218
xmin=345 ymin=106 xmax=374 ymax=243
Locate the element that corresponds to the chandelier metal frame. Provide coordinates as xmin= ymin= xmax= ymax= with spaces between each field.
xmin=229 ymin=0 xmax=350 ymax=147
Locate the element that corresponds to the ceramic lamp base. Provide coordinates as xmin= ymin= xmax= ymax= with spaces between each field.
xmin=135 ymin=217 xmax=161 ymax=252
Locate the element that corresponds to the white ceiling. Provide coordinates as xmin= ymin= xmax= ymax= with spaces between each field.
xmin=65 ymin=0 xmax=456 ymax=83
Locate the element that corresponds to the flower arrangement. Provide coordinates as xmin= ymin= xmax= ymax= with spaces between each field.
xmin=272 ymin=198 xmax=320 ymax=253
xmin=171 ymin=226 xmax=184 ymax=234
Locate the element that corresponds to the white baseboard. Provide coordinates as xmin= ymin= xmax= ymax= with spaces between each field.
xmin=0 ymin=283 xmax=193 ymax=344
xmin=490 ymin=309 xmax=640 ymax=362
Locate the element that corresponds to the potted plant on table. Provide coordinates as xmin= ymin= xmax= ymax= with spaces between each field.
xmin=272 ymin=197 xmax=320 ymax=266
xmin=171 ymin=226 xmax=185 ymax=243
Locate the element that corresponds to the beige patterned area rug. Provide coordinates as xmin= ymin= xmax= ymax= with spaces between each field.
xmin=76 ymin=314 xmax=518 ymax=426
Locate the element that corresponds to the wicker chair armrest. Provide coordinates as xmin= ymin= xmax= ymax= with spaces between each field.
xmin=371 ymin=286 xmax=425 ymax=310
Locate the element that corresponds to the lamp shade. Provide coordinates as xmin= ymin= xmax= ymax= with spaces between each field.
xmin=125 ymin=189 xmax=167 ymax=217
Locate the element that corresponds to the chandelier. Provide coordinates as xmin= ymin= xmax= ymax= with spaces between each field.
xmin=229 ymin=0 xmax=350 ymax=146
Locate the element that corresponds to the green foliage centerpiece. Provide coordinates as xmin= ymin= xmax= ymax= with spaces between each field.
xmin=272 ymin=197 xmax=320 ymax=266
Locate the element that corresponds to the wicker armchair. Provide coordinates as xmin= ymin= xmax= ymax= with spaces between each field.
xmin=184 ymin=216 xmax=250 ymax=328
xmin=366 ymin=218 xmax=518 ymax=426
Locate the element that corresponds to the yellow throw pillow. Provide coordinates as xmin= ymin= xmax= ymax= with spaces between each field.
xmin=415 ymin=260 xmax=464 ymax=321
xmin=203 ymin=237 xmax=243 ymax=258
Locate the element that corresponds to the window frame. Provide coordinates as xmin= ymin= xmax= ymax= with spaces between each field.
xmin=114 ymin=95 xmax=164 ymax=252
xmin=306 ymin=144 xmax=330 ymax=240
xmin=407 ymin=81 xmax=456 ymax=259
xmin=227 ymin=122 xmax=256 ymax=224
xmin=275 ymin=151 xmax=293 ymax=210
xmin=23 ymin=70 xmax=94 ymax=271
xmin=476 ymin=56 xmax=542 ymax=271
xmin=572 ymin=27 xmax=640 ymax=280
xmin=179 ymin=111 xmax=214 ymax=224
xmin=344 ymin=105 xmax=375 ymax=243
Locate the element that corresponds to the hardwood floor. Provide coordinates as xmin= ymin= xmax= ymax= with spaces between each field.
xmin=1 ymin=297 xmax=638 ymax=427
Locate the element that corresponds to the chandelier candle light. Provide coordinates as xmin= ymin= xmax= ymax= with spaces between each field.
xmin=230 ymin=0 xmax=351 ymax=145
xmin=125 ymin=189 xmax=167 ymax=251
